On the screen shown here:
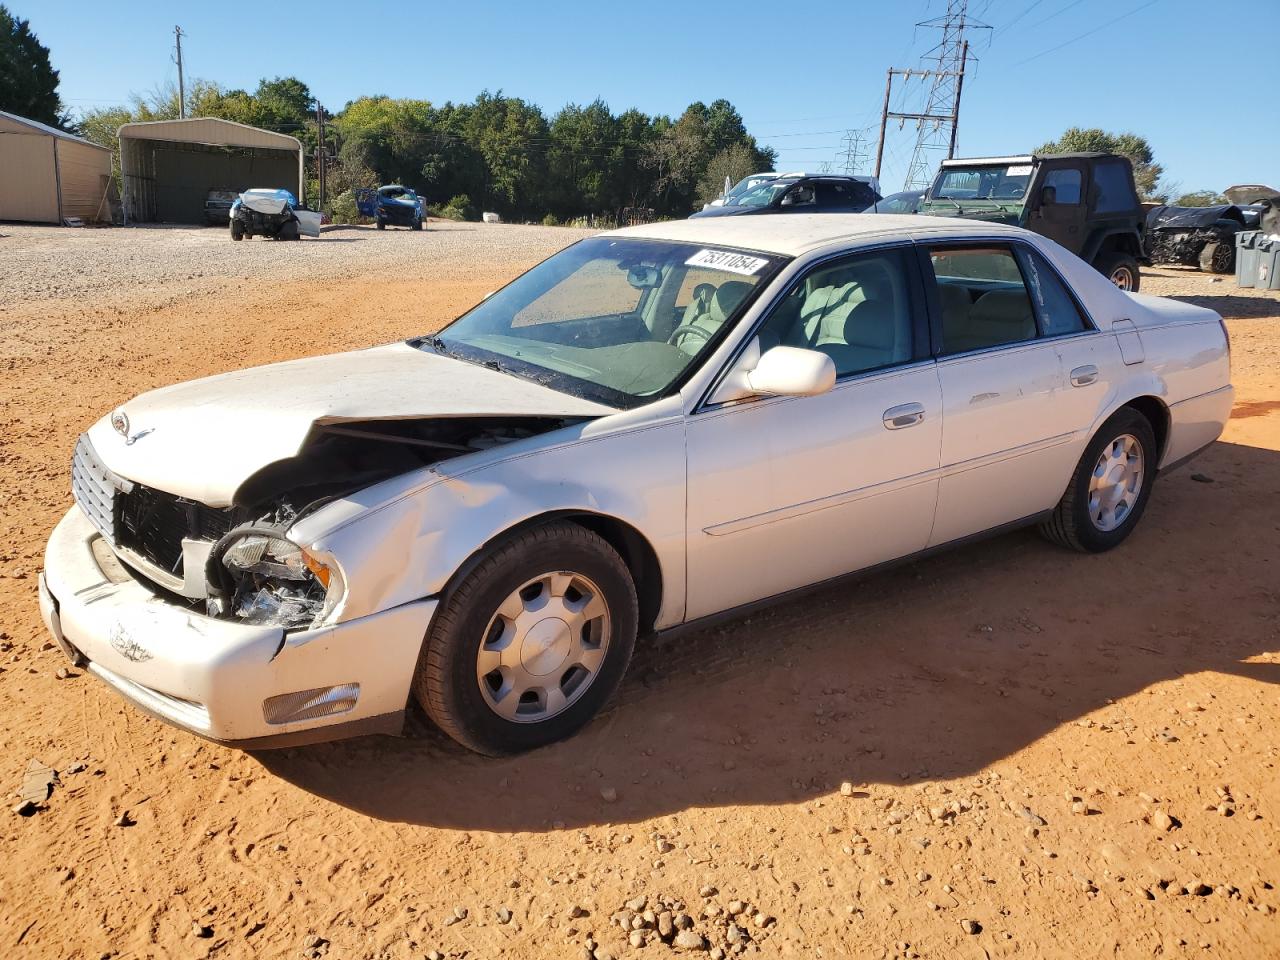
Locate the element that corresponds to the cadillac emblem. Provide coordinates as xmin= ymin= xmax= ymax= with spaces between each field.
xmin=110 ymin=409 xmax=129 ymax=437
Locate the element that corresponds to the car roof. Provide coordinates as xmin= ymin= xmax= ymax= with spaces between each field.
xmin=609 ymin=213 xmax=1027 ymax=257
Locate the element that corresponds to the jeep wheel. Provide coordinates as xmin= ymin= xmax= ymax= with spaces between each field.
xmin=1094 ymin=252 xmax=1141 ymax=292
xmin=414 ymin=521 xmax=638 ymax=756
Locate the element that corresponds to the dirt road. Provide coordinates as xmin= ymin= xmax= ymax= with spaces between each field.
xmin=1 ymin=225 xmax=1277 ymax=959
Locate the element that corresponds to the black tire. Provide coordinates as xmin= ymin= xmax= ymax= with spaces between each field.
xmin=1040 ymin=407 xmax=1158 ymax=553
xmin=414 ymin=521 xmax=638 ymax=756
xmin=1198 ymin=239 xmax=1235 ymax=274
xmin=412 ymin=218 xmax=423 ymax=231
xmin=1093 ymin=251 xmax=1141 ymax=292
xmin=230 ymin=220 xmax=244 ymax=241
xmin=279 ymin=219 xmax=299 ymax=241
xmin=376 ymin=218 xmax=386 ymax=231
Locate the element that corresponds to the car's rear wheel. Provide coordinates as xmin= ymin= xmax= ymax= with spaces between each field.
xmin=1040 ymin=407 xmax=1157 ymax=553
xmin=414 ymin=521 xmax=638 ymax=755
xmin=1094 ymin=251 xmax=1141 ymax=292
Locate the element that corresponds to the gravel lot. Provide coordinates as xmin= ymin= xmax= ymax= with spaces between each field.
xmin=0 ymin=220 xmax=592 ymax=314
xmin=0 ymin=222 xmax=1277 ymax=959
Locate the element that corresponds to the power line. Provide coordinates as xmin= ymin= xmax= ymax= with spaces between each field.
xmin=1013 ymin=0 xmax=1159 ymax=66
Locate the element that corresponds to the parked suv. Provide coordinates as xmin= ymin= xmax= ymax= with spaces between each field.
xmin=919 ymin=153 xmax=1146 ymax=291
xmin=690 ymin=174 xmax=880 ymax=219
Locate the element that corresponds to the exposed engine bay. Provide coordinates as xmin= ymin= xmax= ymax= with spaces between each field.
xmin=106 ymin=416 xmax=577 ymax=630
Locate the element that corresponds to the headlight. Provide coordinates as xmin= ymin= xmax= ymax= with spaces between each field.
xmin=206 ymin=528 xmax=344 ymax=630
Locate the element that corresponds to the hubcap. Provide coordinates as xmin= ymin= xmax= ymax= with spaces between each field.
xmin=476 ymin=571 xmax=610 ymax=723
xmin=1088 ymin=434 xmax=1145 ymax=532
xmin=1110 ymin=267 xmax=1134 ymax=291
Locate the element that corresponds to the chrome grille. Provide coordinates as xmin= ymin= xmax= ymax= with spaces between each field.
xmin=71 ymin=435 xmax=123 ymax=544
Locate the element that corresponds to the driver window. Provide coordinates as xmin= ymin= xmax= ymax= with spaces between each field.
xmin=757 ymin=248 xmax=915 ymax=377
xmin=514 ymin=258 xmax=645 ymax=326
xmin=1042 ymin=169 xmax=1082 ymax=205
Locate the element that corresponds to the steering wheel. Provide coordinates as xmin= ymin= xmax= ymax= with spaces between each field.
xmin=666 ymin=323 xmax=714 ymax=348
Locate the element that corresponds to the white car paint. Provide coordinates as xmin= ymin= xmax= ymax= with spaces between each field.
xmin=40 ymin=214 xmax=1233 ymax=748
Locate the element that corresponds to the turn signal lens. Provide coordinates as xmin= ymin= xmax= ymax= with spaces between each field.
xmin=302 ymin=549 xmax=332 ymax=588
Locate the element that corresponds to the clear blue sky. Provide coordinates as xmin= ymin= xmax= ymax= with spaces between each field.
xmin=24 ymin=0 xmax=1279 ymax=196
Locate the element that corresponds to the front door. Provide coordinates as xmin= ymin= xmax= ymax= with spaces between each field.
xmin=1027 ymin=163 xmax=1088 ymax=254
xmin=684 ymin=246 xmax=942 ymax=620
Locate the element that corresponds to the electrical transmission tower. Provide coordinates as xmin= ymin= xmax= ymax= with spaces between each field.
xmin=837 ymin=130 xmax=868 ymax=175
xmin=874 ymin=0 xmax=990 ymax=190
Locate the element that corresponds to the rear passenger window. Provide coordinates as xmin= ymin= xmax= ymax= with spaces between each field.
xmin=1093 ymin=160 xmax=1138 ymax=213
xmin=1017 ymin=248 xmax=1088 ymax=336
xmin=929 ymin=247 xmax=1037 ymax=354
xmin=758 ymin=248 xmax=915 ymax=377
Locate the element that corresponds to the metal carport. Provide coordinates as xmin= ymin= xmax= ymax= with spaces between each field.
xmin=118 ymin=118 xmax=304 ymax=224
xmin=0 ymin=110 xmax=113 ymax=224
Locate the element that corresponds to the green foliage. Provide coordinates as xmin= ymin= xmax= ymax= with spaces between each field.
xmin=1173 ymin=190 xmax=1226 ymax=207
xmin=697 ymin=143 xmax=763 ymax=206
xmin=542 ymin=213 xmax=560 ymax=227
xmin=328 ymin=190 xmax=363 ymax=225
xmin=0 ymin=4 xmax=65 ymax=126
xmin=1035 ymin=127 xmax=1163 ymax=199
xmin=437 ymin=194 xmax=474 ymax=221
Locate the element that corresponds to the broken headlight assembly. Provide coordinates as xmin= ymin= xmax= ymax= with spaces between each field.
xmin=205 ymin=526 xmax=344 ymax=630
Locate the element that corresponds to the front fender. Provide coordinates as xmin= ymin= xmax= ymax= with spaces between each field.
xmin=295 ymin=418 xmax=688 ymax=628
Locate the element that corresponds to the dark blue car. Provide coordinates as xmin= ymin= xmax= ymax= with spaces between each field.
xmin=356 ymin=185 xmax=426 ymax=231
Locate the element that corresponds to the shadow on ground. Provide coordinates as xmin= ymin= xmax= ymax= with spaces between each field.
xmin=257 ymin=440 xmax=1280 ymax=831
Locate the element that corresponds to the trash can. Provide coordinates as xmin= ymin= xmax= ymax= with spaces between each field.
xmin=1257 ymin=236 xmax=1280 ymax=291
xmin=1235 ymin=230 xmax=1259 ymax=288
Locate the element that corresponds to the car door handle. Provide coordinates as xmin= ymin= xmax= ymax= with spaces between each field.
xmin=1070 ymin=364 xmax=1099 ymax=387
xmin=883 ymin=402 xmax=926 ymax=430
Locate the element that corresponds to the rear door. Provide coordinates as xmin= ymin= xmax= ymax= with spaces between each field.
xmin=921 ymin=242 xmax=1089 ymax=546
xmin=1027 ymin=162 xmax=1088 ymax=254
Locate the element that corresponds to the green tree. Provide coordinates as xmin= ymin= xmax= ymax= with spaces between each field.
xmin=0 ymin=4 xmax=65 ymax=125
xmin=1035 ymin=127 xmax=1162 ymax=199
xmin=697 ymin=143 xmax=761 ymax=205
xmin=1173 ymin=190 xmax=1226 ymax=207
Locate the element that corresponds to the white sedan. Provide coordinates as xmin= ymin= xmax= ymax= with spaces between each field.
xmin=40 ymin=215 xmax=1233 ymax=755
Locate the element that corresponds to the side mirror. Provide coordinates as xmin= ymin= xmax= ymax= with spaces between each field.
xmin=710 ymin=340 xmax=836 ymax=404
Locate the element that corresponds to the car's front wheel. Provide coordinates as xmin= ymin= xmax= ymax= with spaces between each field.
xmin=1040 ymin=407 xmax=1157 ymax=553
xmin=414 ymin=521 xmax=638 ymax=755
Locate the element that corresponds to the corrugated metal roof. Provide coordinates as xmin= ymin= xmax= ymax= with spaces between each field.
xmin=0 ymin=109 xmax=111 ymax=151
xmin=118 ymin=117 xmax=301 ymax=152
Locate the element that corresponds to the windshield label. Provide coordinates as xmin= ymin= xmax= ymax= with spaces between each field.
xmin=1007 ymin=164 xmax=1033 ymax=175
xmin=684 ymin=249 xmax=770 ymax=276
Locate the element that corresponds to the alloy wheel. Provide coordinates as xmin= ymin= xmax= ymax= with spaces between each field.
xmin=1088 ymin=434 xmax=1145 ymax=531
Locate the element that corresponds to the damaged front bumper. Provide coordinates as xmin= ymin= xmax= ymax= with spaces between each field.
xmin=40 ymin=506 xmax=437 ymax=748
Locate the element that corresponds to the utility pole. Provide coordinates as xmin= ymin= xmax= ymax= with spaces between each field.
xmin=315 ymin=102 xmax=327 ymax=211
xmin=902 ymin=0 xmax=988 ymax=190
xmin=174 ymin=26 xmax=186 ymax=119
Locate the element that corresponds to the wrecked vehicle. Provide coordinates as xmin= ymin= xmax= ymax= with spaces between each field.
xmin=1144 ymin=204 xmax=1251 ymax=273
xmin=919 ymin=153 xmax=1147 ymax=291
xmin=689 ymin=174 xmax=880 ymax=218
xmin=40 ymin=215 xmax=1233 ymax=755
xmin=229 ymin=188 xmax=323 ymax=241
xmin=356 ymin=185 xmax=426 ymax=230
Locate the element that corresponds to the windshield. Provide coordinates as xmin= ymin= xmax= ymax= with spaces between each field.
xmin=418 ymin=237 xmax=786 ymax=408
xmin=931 ymin=163 xmax=1033 ymax=202
xmin=724 ymin=174 xmax=778 ymax=203
xmin=730 ymin=178 xmax=799 ymax=208
xmin=380 ymin=186 xmax=413 ymax=199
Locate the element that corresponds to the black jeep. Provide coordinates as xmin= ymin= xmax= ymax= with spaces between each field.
xmin=918 ymin=153 xmax=1147 ymax=291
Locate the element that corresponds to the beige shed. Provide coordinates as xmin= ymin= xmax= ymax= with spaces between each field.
xmin=118 ymin=118 xmax=304 ymax=224
xmin=0 ymin=110 xmax=114 ymax=224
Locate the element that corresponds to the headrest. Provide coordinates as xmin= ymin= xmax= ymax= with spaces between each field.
xmin=709 ymin=280 xmax=752 ymax=321
xmin=843 ymin=299 xmax=897 ymax=350
xmin=937 ymin=283 xmax=972 ymax=316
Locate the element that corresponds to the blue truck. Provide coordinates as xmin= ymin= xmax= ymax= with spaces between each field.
xmin=356 ymin=185 xmax=426 ymax=231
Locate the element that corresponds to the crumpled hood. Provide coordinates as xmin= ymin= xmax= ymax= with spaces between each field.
xmin=86 ymin=342 xmax=615 ymax=506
